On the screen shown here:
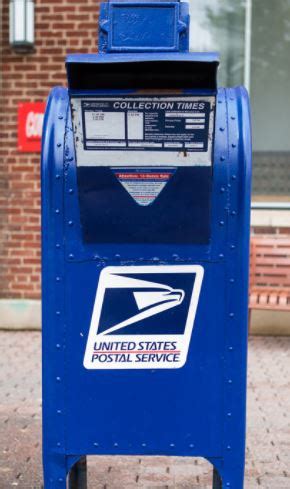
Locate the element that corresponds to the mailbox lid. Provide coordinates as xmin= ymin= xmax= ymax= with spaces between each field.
xmin=65 ymin=53 xmax=218 ymax=245
xmin=68 ymin=89 xmax=215 ymax=245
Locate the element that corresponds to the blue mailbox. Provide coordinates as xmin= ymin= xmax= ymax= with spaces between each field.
xmin=42 ymin=1 xmax=252 ymax=488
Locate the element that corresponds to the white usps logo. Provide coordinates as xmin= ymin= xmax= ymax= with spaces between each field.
xmin=97 ymin=274 xmax=184 ymax=335
xmin=84 ymin=265 xmax=204 ymax=370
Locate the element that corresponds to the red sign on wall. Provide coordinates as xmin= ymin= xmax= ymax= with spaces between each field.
xmin=18 ymin=102 xmax=46 ymax=153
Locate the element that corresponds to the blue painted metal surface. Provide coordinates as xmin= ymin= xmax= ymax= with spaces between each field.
xmin=99 ymin=1 xmax=189 ymax=53
xmin=42 ymin=1 xmax=251 ymax=488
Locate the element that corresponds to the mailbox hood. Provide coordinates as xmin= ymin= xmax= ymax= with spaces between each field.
xmin=66 ymin=52 xmax=219 ymax=91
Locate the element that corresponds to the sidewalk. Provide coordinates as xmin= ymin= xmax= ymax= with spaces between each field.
xmin=0 ymin=332 xmax=289 ymax=488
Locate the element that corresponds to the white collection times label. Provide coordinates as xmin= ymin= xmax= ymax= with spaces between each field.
xmin=71 ymin=95 xmax=215 ymax=167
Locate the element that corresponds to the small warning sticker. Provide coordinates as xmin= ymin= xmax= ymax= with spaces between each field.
xmin=83 ymin=265 xmax=204 ymax=370
xmin=112 ymin=167 xmax=175 ymax=206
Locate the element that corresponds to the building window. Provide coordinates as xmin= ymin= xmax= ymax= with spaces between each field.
xmin=189 ymin=0 xmax=290 ymax=204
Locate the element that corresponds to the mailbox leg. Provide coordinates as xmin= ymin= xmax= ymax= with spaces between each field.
xmin=212 ymin=467 xmax=222 ymax=489
xmin=43 ymin=453 xmax=67 ymax=489
xmin=68 ymin=456 xmax=87 ymax=489
xmin=212 ymin=462 xmax=245 ymax=489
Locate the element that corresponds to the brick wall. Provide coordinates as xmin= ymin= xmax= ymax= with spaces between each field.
xmin=0 ymin=0 xmax=100 ymax=299
xmin=1 ymin=1 xmax=289 ymax=302
xmin=251 ymin=226 xmax=290 ymax=235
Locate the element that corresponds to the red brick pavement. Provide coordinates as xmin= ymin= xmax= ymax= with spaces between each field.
xmin=0 ymin=332 xmax=289 ymax=488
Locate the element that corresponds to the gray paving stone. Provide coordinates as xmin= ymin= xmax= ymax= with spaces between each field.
xmin=0 ymin=332 xmax=289 ymax=488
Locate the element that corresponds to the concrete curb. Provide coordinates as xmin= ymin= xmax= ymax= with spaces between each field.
xmin=250 ymin=309 xmax=290 ymax=336
xmin=0 ymin=299 xmax=289 ymax=335
xmin=0 ymin=299 xmax=41 ymax=330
